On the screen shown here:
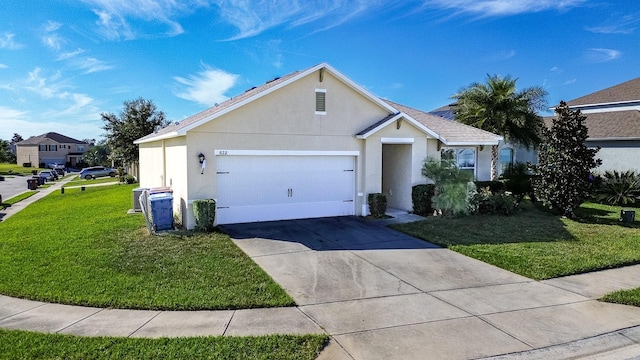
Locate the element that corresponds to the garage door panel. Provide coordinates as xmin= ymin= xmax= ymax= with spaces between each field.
xmin=216 ymin=155 xmax=355 ymax=224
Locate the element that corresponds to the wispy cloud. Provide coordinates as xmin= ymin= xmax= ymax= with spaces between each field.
xmin=421 ymin=0 xmax=585 ymax=17
xmin=550 ymin=66 xmax=563 ymax=74
xmin=585 ymin=48 xmax=622 ymax=63
xmin=76 ymin=57 xmax=114 ymax=74
xmin=0 ymin=32 xmax=24 ymax=49
xmin=81 ymin=0 xmax=187 ymax=40
xmin=57 ymin=48 xmax=86 ymax=61
xmin=587 ymin=14 xmax=640 ymax=34
xmin=0 ymin=63 xmax=8 ymax=69
xmin=485 ymin=49 xmax=516 ymax=62
xmin=41 ymin=21 xmax=65 ymax=50
xmin=562 ymin=79 xmax=577 ymax=85
xmin=174 ymin=66 xmax=238 ymax=107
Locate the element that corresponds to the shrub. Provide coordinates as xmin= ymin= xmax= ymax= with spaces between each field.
xmin=502 ymin=162 xmax=534 ymax=203
xmin=368 ymin=193 xmax=387 ymax=218
xmin=470 ymin=187 xmax=517 ymax=215
xmin=422 ymin=157 xmax=474 ymax=217
xmin=116 ymin=167 xmax=126 ymax=183
xmin=412 ymin=184 xmax=435 ymax=216
xmin=474 ymin=180 xmax=505 ymax=193
xmin=594 ymin=170 xmax=640 ymax=206
xmin=124 ymin=174 xmax=137 ymax=184
xmin=193 ymin=199 xmax=216 ymax=232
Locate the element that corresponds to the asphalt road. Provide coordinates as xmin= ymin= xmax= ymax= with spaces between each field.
xmin=0 ymin=175 xmax=33 ymax=202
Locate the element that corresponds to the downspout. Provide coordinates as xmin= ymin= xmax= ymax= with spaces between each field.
xmin=162 ymin=139 xmax=167 ymax=187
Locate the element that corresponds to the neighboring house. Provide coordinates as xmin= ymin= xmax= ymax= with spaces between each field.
xmin=15 ymin=132 xmax=88 ymax=168
xmin=135 ymin=63 xmax=502 ymax=228
xmin=556 ymin=77 xmax=640 ymax=173
xmin=430 ymin=103 xmax=538 ymax=176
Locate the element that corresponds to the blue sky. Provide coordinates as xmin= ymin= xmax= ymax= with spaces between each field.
xmin=1 ymin=0 xmax=639 ymax=141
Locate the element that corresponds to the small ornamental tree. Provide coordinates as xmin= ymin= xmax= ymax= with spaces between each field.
xmin=535 ymin=101 xmax=601 ymax=217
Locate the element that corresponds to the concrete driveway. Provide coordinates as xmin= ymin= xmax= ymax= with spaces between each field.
xmin=223 ymin=216 xmax=640 ymax=360
xmin=0 ymin=174 xmax=32 ymax=201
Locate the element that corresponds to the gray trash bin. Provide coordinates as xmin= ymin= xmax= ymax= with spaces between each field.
xmin=620 ymin=210 xmax=636 ymax=223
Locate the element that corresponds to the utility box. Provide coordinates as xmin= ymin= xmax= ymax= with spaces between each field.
xmin=132 ymin=188 xmax=148 ymax=212
xmin=148 ymin=192 xmax=174 ymax=231
xmin=620 ymin=210 xmax=636 ymax=223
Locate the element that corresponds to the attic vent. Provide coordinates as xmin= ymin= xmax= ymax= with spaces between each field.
xmin=245 ymin=86 xmax=257 ymax=93
xmin=266 ymin=77 xmax=281 ymax=84
xmin=315 ymin=89 xmax=326 ymax=115
xmin=175 ymin=121 xmax=180 ymax=125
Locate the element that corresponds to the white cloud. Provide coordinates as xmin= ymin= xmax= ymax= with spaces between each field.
xmin=82 ymin=0 xmax=187 ymax=40
xmin=44 ymin=20 xmax=63 ymax=32
xmin=587 ymin=14 xmax=639 ymax=34
xmin=586 ymin=48 xmax=622 ymax=63
xmin=0 ymin=63 xmax=8 ymax=69
xmin=562 ymin=79 xmax=577 ymax=85
xmin=57 ymin=48 xmax=86 ymax=61
xmin=174 ymin=67 xmax=238 ymax=107
xmin=77 ymin=57 xmax=114 ymax=74
xmin=485 ymin=49 xmax=516 ymax=62
xmin=0 ymin=117 xmax=102 ymax=142
xmin=0 ymin=32 xmax=24 ymax=49
xmin=550 ymin=66 xmax=563 ymax=74
xmin=42 ymin=34 xmax=64 ymax=50
xmin=421 ymin=0 xmax=585 ymax=17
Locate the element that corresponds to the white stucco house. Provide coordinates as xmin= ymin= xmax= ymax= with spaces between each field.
xmin=135 ymin=63 xmax=502 ymax=228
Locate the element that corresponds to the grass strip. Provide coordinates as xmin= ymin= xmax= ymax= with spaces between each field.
xmin=0 ymin=329 xmax=328 ymax=360
xmin=1 ymin=191 xmax=38 ymax=209
xmin=392 ymin=201 xmax=640 ymax=280
xmin=602 ymin=288 xmax=640 ymax=307
xmin=0 ymin=185 xmax=294 ymax=310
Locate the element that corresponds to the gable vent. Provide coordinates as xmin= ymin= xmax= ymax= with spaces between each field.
xmin=315 ymin=89 xmax=326 ymax=114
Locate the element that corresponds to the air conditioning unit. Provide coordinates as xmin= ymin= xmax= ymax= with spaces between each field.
xmin=132 ymin=188 xmax=148 ymax=212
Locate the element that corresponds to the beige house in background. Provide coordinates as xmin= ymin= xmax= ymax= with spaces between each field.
xmin=135 ymin=63 xmax=502 ymax=228
xmin=15 ymin=132 xmax=88 ymax=168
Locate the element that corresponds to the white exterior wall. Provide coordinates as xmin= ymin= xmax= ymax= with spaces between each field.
xmin=589 ymin=140 xmax=640 ymax=173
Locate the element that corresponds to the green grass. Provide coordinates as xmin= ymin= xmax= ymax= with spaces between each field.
xmin=392 ymin=201 xmax=640 ymax=280
xmin=0 ymin=185 xmax=294 ymax=310
xmin=0 ymin=329 xmax=328 ymax=360
xmin=602 ymin=287 xmax=640 ymax=307
xmin=65 ymin=175 xmax=120 ymax=187
xmin=0 ymin=162 xmax=46 ymax=176
xmin=1 ymin=191 xmax=38 ymax=209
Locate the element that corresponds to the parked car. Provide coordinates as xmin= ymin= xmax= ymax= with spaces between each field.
xmin=79 ymin=166 xmax=116 ymax=180
xmin=47 ymin=162 xmax=65 ymax=170
xmin=38 ymin=171 xmax=56 ymax=181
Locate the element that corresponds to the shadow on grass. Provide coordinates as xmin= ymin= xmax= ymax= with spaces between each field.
xmin=574 ymin=204 xmax=640 ymax=228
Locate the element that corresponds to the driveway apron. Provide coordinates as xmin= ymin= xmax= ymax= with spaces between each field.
xmin=223 ymin=216 xmax=640 ymax=360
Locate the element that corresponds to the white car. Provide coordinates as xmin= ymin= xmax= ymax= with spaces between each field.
xmin=47 ymin=162 xmax=65 ymax=170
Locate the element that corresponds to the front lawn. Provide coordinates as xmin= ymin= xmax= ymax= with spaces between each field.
xmin=0 ymin=329 xmax=328 ymax=360
xmin=0 ymin=163 xmax=45 ymax=176
xmin=392 ymin=202 xmax=640 ymax=280
xmin=0 ymin=185 xmax=293 ymax=310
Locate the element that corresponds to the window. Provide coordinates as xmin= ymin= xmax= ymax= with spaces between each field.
xmin=76 ymin=144 xmax=85 ymax=151
xmin=315 ymin=89 xmax=326 ymax=115
xmin=49 ymin=144 xmax=57 ymax=151
xmin=441 ymin=147 xmax=476 ymax=177
xmin=499 ymin=148 xmax=514 ymax=173
xmin=60 ymin=145 xmax=66 ymax=149
xmin=39 ymin=145 xmax=47 ymax=151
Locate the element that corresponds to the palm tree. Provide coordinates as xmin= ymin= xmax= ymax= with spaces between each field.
xmin=452 ymin=74 xmax=547 ymax=179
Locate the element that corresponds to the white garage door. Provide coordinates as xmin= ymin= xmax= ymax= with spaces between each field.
xmin=216 ymin=155 xmax=355 ymax=224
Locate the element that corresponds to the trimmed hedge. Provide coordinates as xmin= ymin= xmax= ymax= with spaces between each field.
xmin=368 ymin=193 xmax=387 ymax=218
xmin=412 ymin=184 xmax=435 ymax=216
xmin=193 ymin=199 xmax=217 ymax=231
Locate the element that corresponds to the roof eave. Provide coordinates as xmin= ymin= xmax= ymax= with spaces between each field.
xmin=587 ymin=137 xmax=640 ymax=141
xmin=134 ymin=131 xmax=180 ymax=144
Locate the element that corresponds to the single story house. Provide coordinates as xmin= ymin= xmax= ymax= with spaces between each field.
xmin=135 ymin=63 xmax=502 ymax=227
xmin=15 ymin=132 xmax=89 ymax=168
xmin=557 ymin=77 xmax=640 ymax=173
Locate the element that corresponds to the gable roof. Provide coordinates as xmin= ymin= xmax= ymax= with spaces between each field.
xmin=16 ymin=132 xmax=86 ymax=145
xmin=544 ymin=110 xmax=640 ymax=140
xmin=385 ymin=101 xmax=502 ymax=145
xmin=135 ymin=63 xmax=397 ymax=144
xmin=567 ymin=77 xmax=640 ymax=107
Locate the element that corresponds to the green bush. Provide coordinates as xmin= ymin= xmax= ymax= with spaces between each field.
xmin=368 ymin=193 xmax=387 ymax=218
xmin=117 ymin=167 xmax=126 ymax=183
xmin=594 ymin=170 xmax=640 ymax=206
xmin=422 ymin=157 xmax=475 ymax=217
xmin=412 ymin=184 xmax=435 ymax=216
xmin=124 ymin=174 xmax=137 ymax=184
xmin=193 ymin=199 xmax=217 ymax=231
xmin=502 ymin=162 xmax=535 ymax=202
xmin=474 ymin=180 xmax=505 ymax=193
xmin=470 ymin=187 xmax=517 ymax=215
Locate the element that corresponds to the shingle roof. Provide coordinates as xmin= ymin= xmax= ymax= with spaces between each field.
xmin=543 ymin=110 xmax=640 ymax=140
xmin=567 ymin=77 xmax=640 ymax=106
xmin=17 ymin=132 xmax=86 ymax=145
xmin=385 ymin=100 xmax=502 ymax=145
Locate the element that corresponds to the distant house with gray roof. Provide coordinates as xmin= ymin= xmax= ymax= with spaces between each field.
xmin=15 ymin=132 xmax=89 ymax=168
xmin=550 ymin=77 xmax=640 ymax=173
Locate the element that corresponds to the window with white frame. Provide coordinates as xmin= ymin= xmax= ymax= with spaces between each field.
xmin=441 ymin=147 xmax=476 ymax=177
